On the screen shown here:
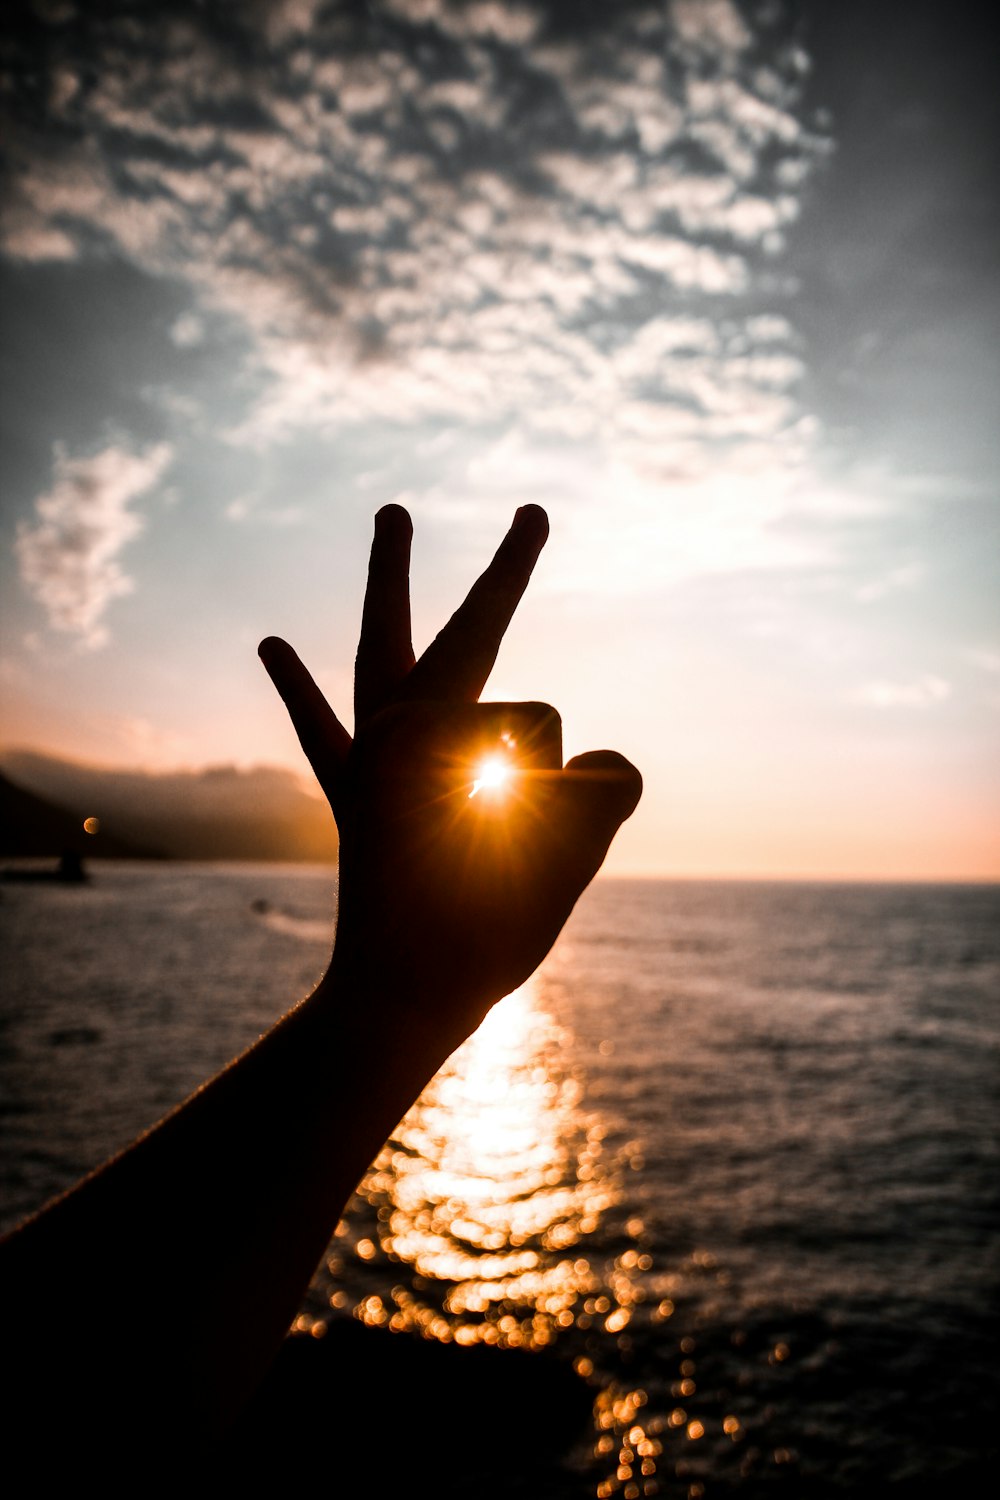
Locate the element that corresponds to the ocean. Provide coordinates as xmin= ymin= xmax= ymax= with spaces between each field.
xmin=1 ymin=865 xmax=997 ymax=1493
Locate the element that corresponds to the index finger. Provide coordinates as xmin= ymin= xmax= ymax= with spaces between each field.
xmin=405 ymin=505 xmax=549 ymax=702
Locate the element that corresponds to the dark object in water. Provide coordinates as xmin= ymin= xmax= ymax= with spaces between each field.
xmin=1 ymin=850 xmax=88 ymax=883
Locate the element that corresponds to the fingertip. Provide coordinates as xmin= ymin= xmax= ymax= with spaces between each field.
xmin=258 ymin=638 xmax=304 ymax=696
xmin=512 ymin=504 xmax=549 ymax=546
xmin=565 ymin=750 xmax=643 ymax=821
xmin=258 ymin=635 xmax=287 ymax=668
xmin=374 ymin=502 xmax=413 ymax=537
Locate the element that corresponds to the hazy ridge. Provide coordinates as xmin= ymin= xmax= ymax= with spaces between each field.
xmin=0 ymin=747 xmax=338 ymax=862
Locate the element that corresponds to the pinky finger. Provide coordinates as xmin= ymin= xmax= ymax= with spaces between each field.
xmin=258 ymin=636 xmax=352 ymax=814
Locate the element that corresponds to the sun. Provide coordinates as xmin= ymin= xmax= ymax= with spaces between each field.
xmin=470 ymin=754 xmax=512 ymax=799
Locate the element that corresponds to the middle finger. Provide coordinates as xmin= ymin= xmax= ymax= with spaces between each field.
xmin=405 ymin=505 xmax=549 ymax=703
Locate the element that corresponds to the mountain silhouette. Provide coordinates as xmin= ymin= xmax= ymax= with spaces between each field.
xmin=0 ymin=749 xmax=338 ymax=862
xmin=1 ymin=771 xmax=159 ymax=859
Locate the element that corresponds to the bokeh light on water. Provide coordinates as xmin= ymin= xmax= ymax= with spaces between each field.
xmin=315 ymin=978 xmax=638 ymax=1351
xmin=310 ymin=976 xmax=672 ymax=1494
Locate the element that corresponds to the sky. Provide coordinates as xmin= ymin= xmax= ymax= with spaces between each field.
xmin=1 ymin=0 xmax=997 ymax=878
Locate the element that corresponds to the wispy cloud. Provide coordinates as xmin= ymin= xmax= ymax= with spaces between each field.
xmin=854 ymin=561 xmax=925 ymax=603
xmin=15 ymin=443 xmax=172 ymax=647
xmin=851 ymin=675 xmax=952 ymax=710
xmin=964 ymin=647 xmax=1000 ymax=675
xmin=1 ymin=0 xmax=826 ymax=488
xmin=224 ymin=494 xmax=306 ymax=526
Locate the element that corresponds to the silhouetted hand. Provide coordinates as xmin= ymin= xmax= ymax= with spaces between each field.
xmin=259 ymin=505 xmax=641 ymax=1039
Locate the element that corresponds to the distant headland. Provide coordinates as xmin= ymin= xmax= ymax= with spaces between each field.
xmin=0 ymin=748 xmax=338 ymax=863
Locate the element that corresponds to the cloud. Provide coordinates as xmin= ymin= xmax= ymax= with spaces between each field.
xmin=382 ymin=0 xmax=542 ymax=45
xmin=851 ymin=675 xmax=952 ymax=709
xmin=964 ymin=647 xmax=1000 ymax=674
xmin=15 ymin=443 xmax=173 ymax=647
xmin=853 ymin=561 xmax=925 ymax=603
xmin=0 ymin=0 xmax=827 ymax=490
xmin=115 ymin=714 xmax=194 ymax=768
xmin=224 ymin=493 xmax=305 ymax=526
xmin=169 ymin=311 xmax=205 ymax=347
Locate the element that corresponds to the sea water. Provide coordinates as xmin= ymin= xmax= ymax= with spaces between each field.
xmin=1 ymin=866 xmax=997 ymax=1493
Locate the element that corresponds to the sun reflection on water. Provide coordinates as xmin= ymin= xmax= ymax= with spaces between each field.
xmin=329 ymin=978 xmax=623 ymax=1351
xmin=308 ymin=978 xmax=684 ymax=1494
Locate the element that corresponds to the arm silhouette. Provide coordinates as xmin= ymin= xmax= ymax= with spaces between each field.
xmin=0 ymin=504 xmax=641 ymax=1447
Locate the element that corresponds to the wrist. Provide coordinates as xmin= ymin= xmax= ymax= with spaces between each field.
xmin=319 ymin=930 xmax=493 ymax=1065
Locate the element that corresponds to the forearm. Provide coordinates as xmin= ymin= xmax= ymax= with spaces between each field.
xmin=1 ymin=959 xmax=463 ymax=1442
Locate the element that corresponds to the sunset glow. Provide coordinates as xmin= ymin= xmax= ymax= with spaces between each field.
xmin=470 ymin=755 xmax=513 ymax=800
xmin=0 ymin=1 xmax=996 ymax=878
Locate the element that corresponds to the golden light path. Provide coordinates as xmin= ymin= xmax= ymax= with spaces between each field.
xmin=321 ymin=978 xmax=637 ymax=1351
xmin=307 ymin=978 xmax=669 ymax=1494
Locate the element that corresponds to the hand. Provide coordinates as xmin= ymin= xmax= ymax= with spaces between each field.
xmin=259 ymin=504 xmax=641 ymax=1038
